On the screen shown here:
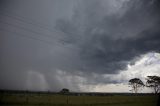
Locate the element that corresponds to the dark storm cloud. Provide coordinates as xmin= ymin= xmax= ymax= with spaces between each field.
xmin=55 ymin=0 xmax=160 ymax=74
xmin=0 ymin=0 xmax=160 ymax=91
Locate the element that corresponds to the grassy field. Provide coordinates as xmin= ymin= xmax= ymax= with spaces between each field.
xmin=0 ymin=92 xmax=159 ymax=106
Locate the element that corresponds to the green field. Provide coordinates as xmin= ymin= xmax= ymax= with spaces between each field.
xmin=0 ymin=92 xmax=159 ymax=106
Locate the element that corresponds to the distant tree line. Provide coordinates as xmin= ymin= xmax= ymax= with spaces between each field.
xmin=129 ymin=75 xmax=160 ymax=94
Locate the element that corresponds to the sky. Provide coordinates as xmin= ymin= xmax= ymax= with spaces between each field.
xmin=0 ymin=0 xmax=160 ymax=93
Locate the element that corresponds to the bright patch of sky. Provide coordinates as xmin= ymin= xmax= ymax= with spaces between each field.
xmin=81 ymin=52 xmax=160 ymax=93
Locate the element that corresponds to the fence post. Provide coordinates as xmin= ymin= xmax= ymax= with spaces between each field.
xmin=67 ymin=95 xmax=69 ymax=105
xmin=83 ymin=96 xmax=85 ymax=105
xmin=26 ymin=90 xmax=28 ymax=104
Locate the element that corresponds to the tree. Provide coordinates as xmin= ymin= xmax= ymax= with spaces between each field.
xmin=146 ymin=76 xmax=160 ymax=94
xmin=60 ymin=88 xmax=70 ymax=94
xmin=129 ymin=78 xmax=144 ymax=93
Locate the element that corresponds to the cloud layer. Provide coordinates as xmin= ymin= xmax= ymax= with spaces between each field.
xmin=0 ymin=0 xmax=160 ymax=91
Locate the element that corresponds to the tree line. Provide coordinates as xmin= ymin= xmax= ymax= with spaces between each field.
xmin=129 ymin=75 xmax=160 ymax=94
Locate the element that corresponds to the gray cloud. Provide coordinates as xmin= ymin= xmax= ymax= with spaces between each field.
xmin=55 ymin=0 xmax=160 ymax=74
xmin=0 ymin=0 xmax=160 ymax=91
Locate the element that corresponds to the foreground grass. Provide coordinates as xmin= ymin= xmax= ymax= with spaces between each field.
xmin=0 ymin=93 xmax=158 ymax=106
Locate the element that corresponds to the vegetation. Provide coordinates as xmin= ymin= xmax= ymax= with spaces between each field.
xmin=60 ymin=88 xmax=70 ymax=94
xmin=129 ymin=78 xmax=144 ymax=93
xmin=0 ymin=92 xmax=158 ymax=106
xmin=146 ymin=76 xmax=160 ymax=94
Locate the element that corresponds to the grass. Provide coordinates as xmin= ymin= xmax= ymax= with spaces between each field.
xmin=0 ymin=92 xmax=159 ymax=106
